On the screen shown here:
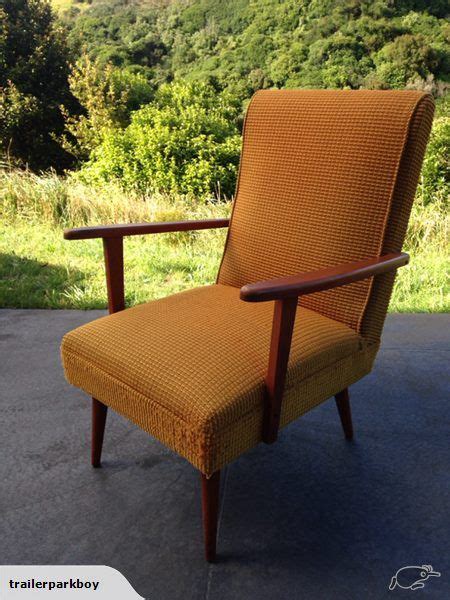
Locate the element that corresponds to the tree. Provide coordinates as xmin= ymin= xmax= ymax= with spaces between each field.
xmin=0 ymin=0 xmax=75 ymax=169
xmin=373 ymin=34 xmax=439 ymax=88
xmin=65 ymin=0 xmax=449 ymax=98
xmin=419 ymin=95 xmax=449 ymax=206
xmin=62 ymin=54 xmax=154 ymax=162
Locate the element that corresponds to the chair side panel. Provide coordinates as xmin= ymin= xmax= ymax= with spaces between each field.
xmin=360 ymin=95 xmax=435 ymax=343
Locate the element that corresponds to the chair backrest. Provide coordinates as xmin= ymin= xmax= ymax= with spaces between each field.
xmin=218 ymin=89 xmax=434 ymax=341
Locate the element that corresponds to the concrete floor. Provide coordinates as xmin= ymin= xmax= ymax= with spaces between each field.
xmin=1 ymin=310 xmax=449 ymax=599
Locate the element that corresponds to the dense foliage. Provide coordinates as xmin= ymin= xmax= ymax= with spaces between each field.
xmin=63 ymin=0 xmax=449 ymax=97
xmin=62 ymin=54 xmax=154 ymax=161
xmin=0 ymin=0 xmax=449 ymax=199
xmin=76 ymin=80 xmax=242 ymax=196
xmin=0 ymin=0 xmax=76 ymax=169
xmin=420 ymin=94 xmax=449 ymax=206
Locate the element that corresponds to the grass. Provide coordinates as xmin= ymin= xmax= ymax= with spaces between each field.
xmin=390 ymin=196 xmax=449 ymax=312
xmin=0 ymin=171 xmax=230 ymax=308
xmin=0 ymin=220 xmax=228 ymax=308
xmin=0 ymin=169 xmax=448 ymax=311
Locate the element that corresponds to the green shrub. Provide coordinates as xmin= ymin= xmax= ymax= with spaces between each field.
xmin=78 ymin=81 xmax=242 ymax=199
xmin=418 ymin=95 xmax=449 ymax=206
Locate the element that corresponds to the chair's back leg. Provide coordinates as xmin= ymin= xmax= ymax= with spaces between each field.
xmin=201 ymin=470 xmax=221 ymax=562
xmin=92 ymin=397 xmax=108 ymax=467
xmin=335 ymin=388 xmax=353 ymax=439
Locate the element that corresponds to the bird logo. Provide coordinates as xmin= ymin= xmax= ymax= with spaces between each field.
xmin=389 ymin=565 xmax=441 ymax=591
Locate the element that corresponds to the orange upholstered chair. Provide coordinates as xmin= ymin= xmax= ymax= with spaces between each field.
xmin=61 ymin=90 xmax=434 ymax=561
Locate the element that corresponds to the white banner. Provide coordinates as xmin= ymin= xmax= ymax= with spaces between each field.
xmin=0 ymin=566 xmax=145 ymax=599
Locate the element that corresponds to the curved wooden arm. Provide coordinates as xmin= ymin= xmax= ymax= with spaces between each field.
xmin=253 ymin=252 xmax=409 ymax=444
xmin=240 ymin=253 xmax=409 ymax=303
xmin=64 ymin=218 xmax=230 ymax=240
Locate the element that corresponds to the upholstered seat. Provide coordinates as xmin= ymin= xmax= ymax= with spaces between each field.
xmin=60 ymin=89 xmax=434 ymax=561
xmin=62 ymin=283 xmax=374 ymax=475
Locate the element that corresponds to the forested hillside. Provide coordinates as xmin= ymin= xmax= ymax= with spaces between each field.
xmin=55 ymin=0 xmax=449 ymax=195
xmin=62 ymin=0 xmax=449 ymax=96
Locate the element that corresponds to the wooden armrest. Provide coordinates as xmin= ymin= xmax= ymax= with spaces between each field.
xmin=64 ymin=218 xmax=230 ymax=240
xmin=250 ymin=251 xmax=409 ymax=444
xmin=64 ymin=218 xmax=229 ymax=314
xmin=240 ymin=253 xmax=409 ymax=303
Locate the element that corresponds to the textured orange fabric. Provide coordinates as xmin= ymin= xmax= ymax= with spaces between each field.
xmin=218 ymin=89 xmax=432 ymax=334
xmin=61 ymin=284 xmax=373 ymax=475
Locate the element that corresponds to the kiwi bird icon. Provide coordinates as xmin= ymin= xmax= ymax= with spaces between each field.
xmin=389 ymin=565 xmax=441 ymax=591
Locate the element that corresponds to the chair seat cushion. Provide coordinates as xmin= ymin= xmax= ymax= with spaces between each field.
xmin=61 ymin=284 xmax=377 ymax=474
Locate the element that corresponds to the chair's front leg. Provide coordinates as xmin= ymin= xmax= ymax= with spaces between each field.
xmin=201 ymin=471 xmax=221 ymax=562
xmin=90 ymin=238 xmax=126 ymax=467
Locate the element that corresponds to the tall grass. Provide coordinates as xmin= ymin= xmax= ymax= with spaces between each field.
xmin=0 ymin=169 xmax=230 ymax=309
xmin=391 ymin=194 xmax=448 ymax=311
xmin=0 ymin=169 xmax=230 ymax=226
xmin=0 ymin=168 xmax=448 ymax=311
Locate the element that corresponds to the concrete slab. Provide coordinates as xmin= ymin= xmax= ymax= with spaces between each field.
xmin=1 ymin=310 xmax=449 ymax=599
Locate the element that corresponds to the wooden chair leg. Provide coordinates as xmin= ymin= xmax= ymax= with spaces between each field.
xmin=335 ymin=388 xmax=353 ymax=440
xmin=92 ymin=397 xmax=108 ymax=468
xmin=201 ymin=470 xmax=221 ymax=562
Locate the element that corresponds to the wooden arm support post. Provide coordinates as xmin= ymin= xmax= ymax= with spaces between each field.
xmin=103 ymin=237 xmax=125 ymax=314
xmin=263 ymin=298 xmax=298 ymax=443
xmin=240 ymin=252 xmax=410 ymax=443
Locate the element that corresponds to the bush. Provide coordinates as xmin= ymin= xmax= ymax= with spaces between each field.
xmin=78 ymin=81 xmax=242 ymax=199
xmin=418 ymin=95 xmax=449 ymax=206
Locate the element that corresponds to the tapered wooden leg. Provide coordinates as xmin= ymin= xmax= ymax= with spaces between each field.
xmin=335 ymin=388 xmax=353 ymax=440
xmin=92 ymin=397 xmax=108 ymax=468
xmin=201 ymin=471 xmax=221 ymax=562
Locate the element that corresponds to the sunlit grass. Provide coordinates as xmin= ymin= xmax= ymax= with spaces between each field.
xmin=0 ymin=171 xmax=230 ymax=308
xmin=390 ymin=195 xmax=449 ymax=312
xmin=50 ymin=0 xmax=171 ymax=11
xmin=0 ymin=219 xmax=229 ymax=309
xmin=0 ymin=170 xmax=448 ymax=312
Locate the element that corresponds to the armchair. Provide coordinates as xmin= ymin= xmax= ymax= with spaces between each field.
xmin=61 ymin=89 xmax=434 ymax=561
